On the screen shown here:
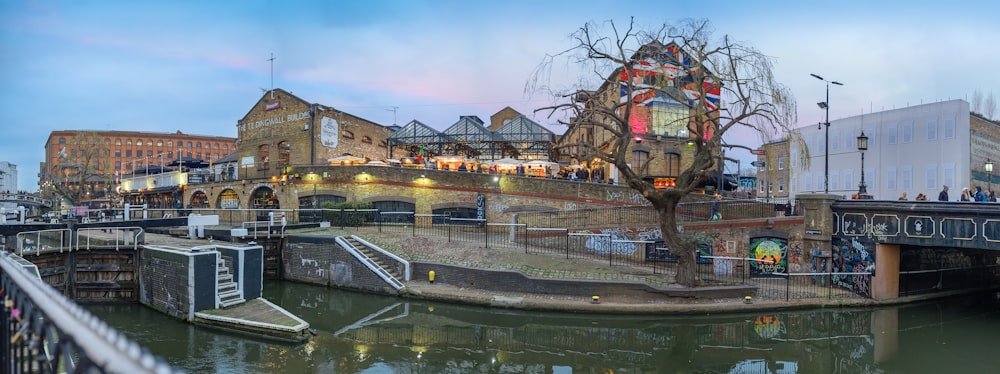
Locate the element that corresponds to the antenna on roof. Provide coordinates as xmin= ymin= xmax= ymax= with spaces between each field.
xmin=386 ymin=106 xmax=398 ymax=125
xmin=267 ymin=52 xmax=276 ymax=99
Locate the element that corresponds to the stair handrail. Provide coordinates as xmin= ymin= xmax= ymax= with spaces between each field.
xmin=350 ymin=235 xmax=411 ymax=281
xmin=335 ymin=236 xmax=405 ymax=290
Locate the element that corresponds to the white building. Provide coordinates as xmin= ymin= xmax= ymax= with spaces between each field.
xmin=789 ymin=100 xmax=999 ymax=201
xmin=0 ymin=161 xmax=16 ymax=193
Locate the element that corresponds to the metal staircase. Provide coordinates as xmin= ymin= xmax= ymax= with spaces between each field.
xmin=217 ymin=257 xmax=245 ymax=308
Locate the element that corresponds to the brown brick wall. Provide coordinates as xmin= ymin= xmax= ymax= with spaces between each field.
xmin=236 ymin=89 xmax=394 ymax=180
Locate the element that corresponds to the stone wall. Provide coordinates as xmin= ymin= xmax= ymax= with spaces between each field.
xmin=139 ymin=248 xmax=193 ymax=320
xmin=282 ymin=237 xmax=399 ymax=294
xmin=409 ymin=262 xmax=753 ymax=300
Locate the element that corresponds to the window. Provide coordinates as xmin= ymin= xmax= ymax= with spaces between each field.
xmin=187 ymin=142 xmax=192 ymax=148
xmin=59 ymin=137 xmax=66 ymax=144
xmin=114 ymin=150 xmax=121 ymax=157
xmin=214 ymin=143 xmax=220 ymax=149
xmin=886 ymin=123 xmax=897 ymax=144
xmin=926 ymin=164 xmax=937 ymax=190
xmin=778 ymin=178 xmax=785 ymax=192
xmin=223 ymin=144 xmax=229 ymax=150
xmin=157 ymin=140 xmax=163 ymax=147
xmin=926 ymin=118 xmax=937 ymax=141
xmin=804 ymin=173 xmax=812 ymax=192
xmin=778 ymin=157 xmax=785 ymax=170
xmin=901 ymin=166 xmax=913 ymax=190
xmin=831 ymin=132 xmax=840 ymax=151
xmin=665 ymin=152 xmax=681 ymax=176
xmin=342 ymin=130 xmax=354 ymax=139
xmin=146 ymin=141 xmax=153 ymax=146
xmin=830 ymin=171 xmax=839 ymax=190
xmin=258 ymin=144 xmax=270 ymax=170
xmin=278 ymin=141 xmax=290 ymax=166
xmin=361 ymin=136 xmax=372 ymax=144
xmin=943 ymin=163 xmax=955 ymax=188
xmin=865 ymin=127 xmax=877 ymax=145
xmin=901 ymin=120 xmax=913 ymax=144
xmin=104 ymin=138 xmax=111 ymax=145
xmin=127 ymin=139 xmax=133 ymax=146
xmin=631 ymin=150 xmax=649 ymax=174
xmin=147 ymin=150 xmax=153 ymax=157
xmin=943 ymin=115 xmax=956 ymax=139
xmin=116 ymin=138 xmax=122 ymax=145
xmin=167 ymin=151 xmax=173 ymax=159
xmin=886 ymin=166 xmax=897 ymax=190
xmin=167 ymin=140 xmax=173 ymax=147
xmin=125 ymin=150 xmax=132 ymax=157
xmin=136 ymin=139 xmax=142 ymax=146
xmin=196 ymin=142 xmax=202 ymax=148
xmin=114 ymin=161 xmax=121 ymax=170
xmin=844 ymin=170 xmax=853 ymax=192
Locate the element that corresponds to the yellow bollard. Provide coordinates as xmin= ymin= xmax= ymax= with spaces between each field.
xmin=429 ymin=270 xmax=435 ymax=283
xmin=592 ymin=295 xmax=600 ymax=304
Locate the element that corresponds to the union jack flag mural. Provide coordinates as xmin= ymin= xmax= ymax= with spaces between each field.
xmin=618 ymin=43 xmax=721 ymax=136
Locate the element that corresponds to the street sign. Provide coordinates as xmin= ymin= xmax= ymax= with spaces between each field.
xmin=751 ymin=149 xmax=766 ymax=155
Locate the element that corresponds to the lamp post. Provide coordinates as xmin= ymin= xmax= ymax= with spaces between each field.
xmin=986 ymin=159 xmax=993 ymax=197
xmin=811 ymin=73 xmax=843 ymax=194
xmin=856 ymin=131 xmax=868 ymax=195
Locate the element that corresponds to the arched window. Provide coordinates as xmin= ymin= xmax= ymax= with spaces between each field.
xmin=196 ymin=142 xmax=202 ymax=148
xmin=136 ymin=138 xmax=142 ymax=146
xmin=277 ymin=141 xmax=290 ymax=166
xmin=126 ymin=139 xmax=132 ymax=146
xmin=59 ymin=137 xmax=66 ymax=144
xmin=665 ymin=151 xmax=681 ymax=176
xmin=157 ymin=140 xmax=163 ymax=146
xmin=258 ymin=144 xmax=270 ymax=170
xmin=116 ymin=138 xmax=122 ymax=145
xmin=186 ymin=141 xmax=192 ymax=148
xmin=167 ymin=140 xmax=173 ymax=147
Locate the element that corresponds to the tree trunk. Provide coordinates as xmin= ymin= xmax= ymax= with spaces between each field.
xmin=657 ymin=196 xmax=698 ymax=287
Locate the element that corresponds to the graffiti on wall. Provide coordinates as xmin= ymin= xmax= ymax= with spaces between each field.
xmin=830 ymin=236 xmax=875 ymax=297
xmin=583 ymin=227 xmax=640 ymax=255
xmin=749 ymin=237 xmax=788 ymax=277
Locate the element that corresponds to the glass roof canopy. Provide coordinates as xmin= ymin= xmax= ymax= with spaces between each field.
xmin=388 ymin=115 xmax=555 ymax=160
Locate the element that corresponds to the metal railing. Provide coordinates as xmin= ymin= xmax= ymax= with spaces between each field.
xmin=1 ymin=251 xmax=179 ymax=373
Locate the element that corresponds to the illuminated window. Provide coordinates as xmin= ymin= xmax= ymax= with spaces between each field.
xmin=258 ymin=144 xmax=270 ymax=170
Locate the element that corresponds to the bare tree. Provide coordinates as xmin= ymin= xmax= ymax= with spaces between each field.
xmin=971 ymin=90 xmax=983 ymax=114
xmin=529 ymin=18 xmax=796 ymax=286
xmin=47 ymin=131 xmax=113 ymax=205
xmin=985 ymin=92 xmax=996 ymax=120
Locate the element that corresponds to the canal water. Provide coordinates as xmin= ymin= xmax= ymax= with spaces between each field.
xmin=88 ymin=281 xmax=1000 ymax=373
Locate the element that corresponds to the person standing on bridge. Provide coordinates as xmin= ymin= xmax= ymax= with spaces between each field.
xmin=709 ymin=193 xmax=722 ymax=221
xmin=938 ymin=185 xmax=949 ymax=201
xmin=974 ymin=186 xmax=986 ymax=202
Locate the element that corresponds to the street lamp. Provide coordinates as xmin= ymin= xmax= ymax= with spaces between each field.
xmin=986 ymin=159 xmax=993 ymax=197
xmin=811 ymin=73 xmax=844 ymax=194
xmin=856 ymin=131 xmax=868 ymax=195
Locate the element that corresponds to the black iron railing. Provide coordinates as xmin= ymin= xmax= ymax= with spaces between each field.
xmin=1 ymin=252 xmax=179 ymax=373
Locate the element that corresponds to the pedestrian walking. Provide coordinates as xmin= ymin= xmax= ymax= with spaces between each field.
xmin=938 ymin=185 xmax=949 ymax=201
xmin=709 ymin=193 xmax=722 ymax=221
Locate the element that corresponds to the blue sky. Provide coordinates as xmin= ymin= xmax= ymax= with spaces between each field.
xmin=1 ymin=0 xmax=998 ymax=191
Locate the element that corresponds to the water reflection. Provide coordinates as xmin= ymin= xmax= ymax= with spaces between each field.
xmin=88 ymin=282 xmax=1000 ymax=373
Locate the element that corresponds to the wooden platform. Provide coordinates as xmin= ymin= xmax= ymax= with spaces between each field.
xmin=194 ymin=298 xmax=311 ymax=343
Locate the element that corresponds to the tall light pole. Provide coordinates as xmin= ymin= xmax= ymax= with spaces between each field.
xmin=856 ymin=130 xmax=868 ymax=196
xmin=811 ymin=73 xmax=843 ymax=194
xmin=986 ymin=159 xmax=993 ymax=198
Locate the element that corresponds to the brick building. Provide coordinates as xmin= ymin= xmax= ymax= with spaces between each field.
xmin=40 ymin=130 xmax=235 ymax=204
xmin=235 ymin=88 xmax=395 ymax=181
xmin=556 ymin=41 xmax=722 ymax=188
